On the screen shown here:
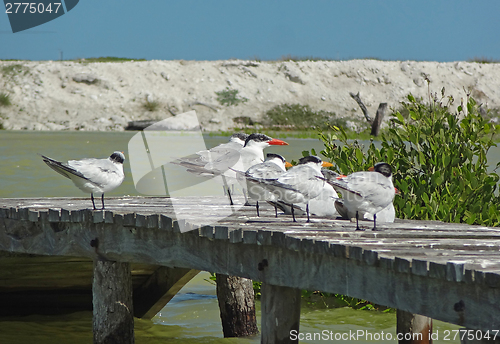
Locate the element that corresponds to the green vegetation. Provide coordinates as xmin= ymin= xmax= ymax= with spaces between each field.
xmin=215 ymin=87 xmax=248 ymax=106
xmin=318 ymin=89 xmax=500 ymax=226
xmin=0 ymin=92 xmax=11 ymax=106
xmin=73 ymin=57 xmax=146 ymax=63
xmin=468 ymin=57 xmax=500 ymax=64
xmin=264 ymin=104 xmax=353 ymax=132
xmin=143 ymin=98 xmax=160 ymax=112
xmin=1 ymin=64 xmax=29 ymax=77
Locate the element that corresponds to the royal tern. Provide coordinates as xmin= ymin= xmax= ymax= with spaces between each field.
xmin=246 ymin=156 xmax=333 ymax=222
xmin=175 ymin=133 xmax=248 ymax=203
xmin=175 ymin=133 xmax=288 ymax=205
xmin=41 ymin=151 xmax=125 ymax=210
xmin=268 ymin=168 xmax=342 ymax=217
xmin=325 ymin=162 xmax=395 ymax=230
xmin=239 ymin=153 xmax=291 ymax=216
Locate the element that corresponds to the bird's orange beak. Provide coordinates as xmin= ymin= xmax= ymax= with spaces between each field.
xmin=322 ymin=161 xmax=334 ymax=167
xmin=368 ymin=166 xmax=375 ymax=171
xmin=285 ymin=161 xmax=293 ymax=168
xmin=268 ymin=138 xmax=289 ymax=146
xmin=395 ymin=187 xmax=401 ymax=195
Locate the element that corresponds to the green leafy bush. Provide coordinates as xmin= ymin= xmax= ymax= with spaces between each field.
xmin=0 ymin=92 xmax=11 ymax=106
xmin=265 ymin=104 xmax=350 ymax=131
xmin=319 ymin=91 xmax=500 ymax=226
xmin=215 ymin=87 xmax=248 ymax=106
xmin=143 ymin=99 xmax=160 ymax=112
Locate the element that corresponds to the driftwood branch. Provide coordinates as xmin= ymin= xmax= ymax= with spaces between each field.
xmin=349 ymin=92 xmax=387 ymax=137
xmin=350 ymin=92 xmax=372 ymax=123
xmin=189 ymin=101 xmax=221 ymax=112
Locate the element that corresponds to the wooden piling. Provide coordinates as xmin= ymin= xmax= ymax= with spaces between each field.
xmin=93 ymin=260 xmax=134 ymax=344
xmin=260 ymin=283 xmax=301 ymax=344
xmin=216 ymin=274 xmax=258 ymax=337
xmin=397 ymin=310 xmax=433 ymax=344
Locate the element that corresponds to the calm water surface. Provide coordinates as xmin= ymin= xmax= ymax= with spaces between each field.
xmin=0 ymin=131 xmax=467 ymax=343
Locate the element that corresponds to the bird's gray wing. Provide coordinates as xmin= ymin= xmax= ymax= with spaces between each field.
xmin=68 ymin=158 xmax=122 ymax=187
xmin=40 ymin=154 xmax=90 ymax=181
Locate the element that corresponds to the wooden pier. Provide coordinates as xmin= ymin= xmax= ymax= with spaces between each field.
xmin=1 ymin=196 xmax=500 ymax=343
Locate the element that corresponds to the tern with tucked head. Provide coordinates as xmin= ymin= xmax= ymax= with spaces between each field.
xmin=324 ymin=162 xmax=395 ymax=230
xmin=238 ymin=153 xmax=291 ymax=216
xmin=244 ymin=156 xmax=333 ymax=222
xmin=40 ymin=151 xmax=125 ymax=210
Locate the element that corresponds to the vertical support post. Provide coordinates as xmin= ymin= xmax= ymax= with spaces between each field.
xmin=261 ymin=283 xmax=301 ymax=344
xmin=397 ymin=310 xmax=432 ymax=344
xmin=216 ymin=274 xmax=258 ymax=337
xmin=93 ymin=260 xmax=134 ymax=344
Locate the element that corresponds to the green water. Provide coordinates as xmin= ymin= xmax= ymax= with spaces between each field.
xmin=0 ymin=131 xmax=465 ymax=343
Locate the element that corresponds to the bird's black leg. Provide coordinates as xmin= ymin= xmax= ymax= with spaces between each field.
xmin=355 ymin=211 xmax=365 ymax=231
xmin=256 ymin=201 xmax=260 ymax=217
xmin=372 ymin=213 xmax=377 ymax=231
xmin=306 ymin=203 xmax=310 ymax=223
xmin=101 ymin=194 xmax=105 ymax=210
xmin=291 ymin=204 xmax=296 ymax=222
xmin=91 ymin=193 xmax=97 ymax=210
xmin=274 ymin=205 xmax=278 ymax=218
xmin=227 ymin=187 xmax=234 ymax=206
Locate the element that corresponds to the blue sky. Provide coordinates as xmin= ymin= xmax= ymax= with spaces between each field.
xmin=1 ymin=0 xmax=499 ymax=62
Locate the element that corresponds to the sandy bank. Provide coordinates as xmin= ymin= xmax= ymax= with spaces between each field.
xmin=0 ymin=59 xmax=499 ymax=131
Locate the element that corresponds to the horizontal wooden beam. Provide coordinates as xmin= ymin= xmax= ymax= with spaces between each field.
xmin=1 ymin=207 xmax=500 ymax=332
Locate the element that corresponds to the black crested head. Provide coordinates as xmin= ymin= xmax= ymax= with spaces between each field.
xmin=298 ymin=156 xmax=322 ymax=165
xmin=266 ymin=153 xmax=286 ymax=163
xmin=231 ymin=132 xmax=249 ymax=142
xmin=244 ymin=133 xmax=272 ymax=146
xmin=110 ymin=151 xmax=125 ymax=164
xmin=374 ymin=162 xmax=392 ymax=177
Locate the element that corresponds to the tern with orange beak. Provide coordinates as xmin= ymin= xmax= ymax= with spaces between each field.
xmin=174 ymin=133 xmax=288 ymax=205
xmin=40 ymin=151 xmax=125 ymax=210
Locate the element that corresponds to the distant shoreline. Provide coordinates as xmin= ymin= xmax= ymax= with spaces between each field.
xmin=1 ymin=59 xmax=499 ymax=132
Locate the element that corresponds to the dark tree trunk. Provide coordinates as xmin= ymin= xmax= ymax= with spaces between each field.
xmin=260 ymin=283 xmax=301 ymax=344
xmin=371 ymin=102 xmax=388 ymax=136
xmin=397 ymin=310 xmax=432 ymax=344
xmin=216 ymin=274 xmax=258 ymax=337
xmin=350 ymin=92 xmax=387 ymax=137
xmin=93 ymin=260 xmax=134 ymax=344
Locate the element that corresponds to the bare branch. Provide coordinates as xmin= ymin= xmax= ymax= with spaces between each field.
xmin=349 ymin=92 xmax=372 ymax=123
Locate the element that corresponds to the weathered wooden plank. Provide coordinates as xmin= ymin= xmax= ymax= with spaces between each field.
xmin=93 ymin=211 xmax=104 ymax=224
xmin=229 ymin=228 xmax=242 ymax=243
xmin=104 ymin=211 xmax=114 ymax=224
xmin=123 ymin=213 xmax=136 ymax=227
xmin=242 ymin=230 xmax=257 ymax=244
xmin=215 ymin=226 xmax=229 ymax=240
xmin=135 ymin=214 xmax=147 ymax=228
xmin=93 ymin=260 xmax=134 ymax=344
xmin=261 ymin=283 xmax=301 ymax=344
xmin=60 ymin=209 xmax=70 ymax=222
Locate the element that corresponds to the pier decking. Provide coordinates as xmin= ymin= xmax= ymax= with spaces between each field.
xmin=0 ymin=196 xmax=499 ymax=341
